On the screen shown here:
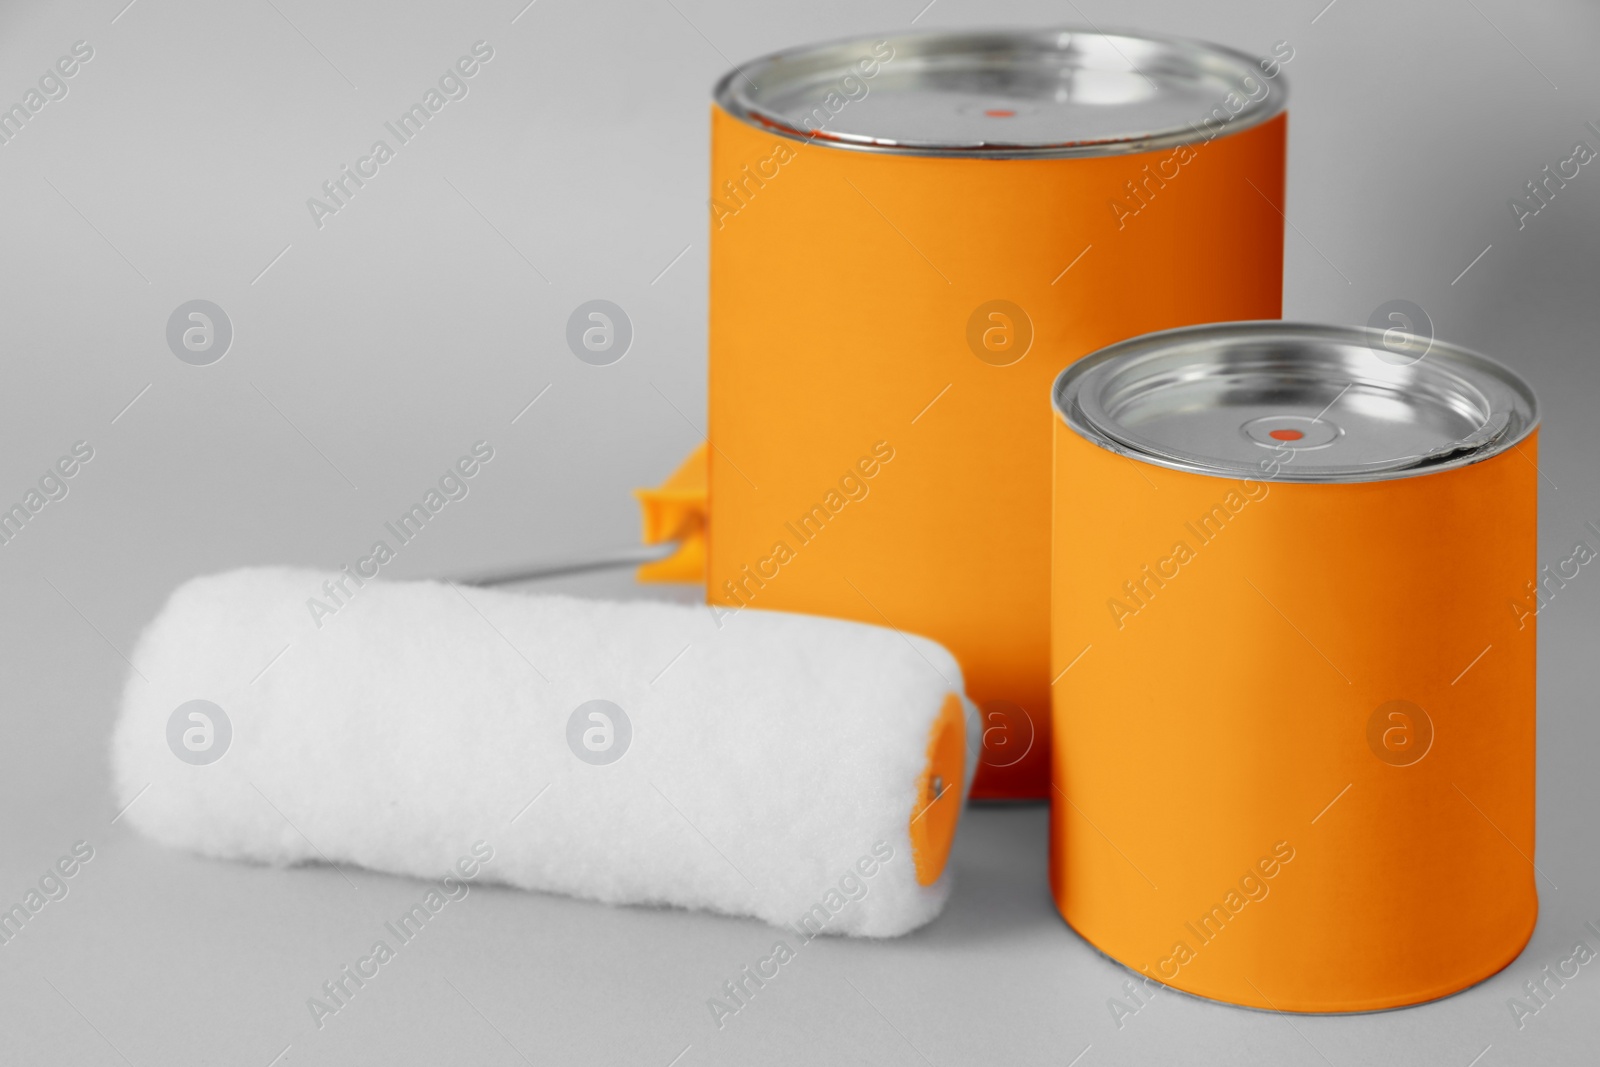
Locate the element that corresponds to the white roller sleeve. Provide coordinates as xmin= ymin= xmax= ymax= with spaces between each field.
xmin=111 ymin=568 xmax=977 ymax=937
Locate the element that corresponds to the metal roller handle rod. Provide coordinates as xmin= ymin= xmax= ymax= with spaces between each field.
xmin=452 ymin=540 xmax=682 ymax=587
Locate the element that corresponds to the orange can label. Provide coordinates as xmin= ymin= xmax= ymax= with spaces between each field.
xmin=708 ymin=104 xmax=1287 ymax=797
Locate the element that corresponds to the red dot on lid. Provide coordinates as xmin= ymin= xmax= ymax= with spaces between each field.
xmin=984 ymin=108 xmax=1016 ymax=117
xmin=1269 ymin=428 xmax=1305 ymax=441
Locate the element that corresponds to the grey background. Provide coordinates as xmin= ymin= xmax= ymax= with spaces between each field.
xmin=1 ymin=0 xmax=1597 ymax=1063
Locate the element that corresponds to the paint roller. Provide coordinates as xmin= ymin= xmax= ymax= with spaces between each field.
xmin=111 ymin=562 xmax=976 ymax=937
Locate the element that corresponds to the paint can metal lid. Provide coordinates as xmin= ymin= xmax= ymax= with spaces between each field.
xmin=1053 ymin=322 xmax=1540 ymax=483
xmin=714 ymin=29 xmax=1286 ymax=159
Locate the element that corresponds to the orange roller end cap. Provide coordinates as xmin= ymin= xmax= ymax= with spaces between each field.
xmin=911 ymin=693 xmax=967 ymax=886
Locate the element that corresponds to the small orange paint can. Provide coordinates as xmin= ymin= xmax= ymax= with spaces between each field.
xmin=707 ymin=29 xmax=1290 ymax=797
xmin=1050 ymin=322 xmax=1540 ymax=1011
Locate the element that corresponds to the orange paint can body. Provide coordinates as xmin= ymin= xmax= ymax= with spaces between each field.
xmin=707 ymin=30 xmax=1289 ymax=797
xmin=1050 ymin=323 xmax=1541 ymax=1011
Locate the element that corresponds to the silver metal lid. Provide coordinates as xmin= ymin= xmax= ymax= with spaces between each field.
xmin=1053 ymin=322 xmax=1540 ymax=483
xmin=713 ymin=28 xmax=1286 ymax=158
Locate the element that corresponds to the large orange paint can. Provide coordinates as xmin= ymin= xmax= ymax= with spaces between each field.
xmin=1050 ymin=322 xmax=1541 ymax=1011
xmin=707 ymin=30 xmax=1290 ymax=797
